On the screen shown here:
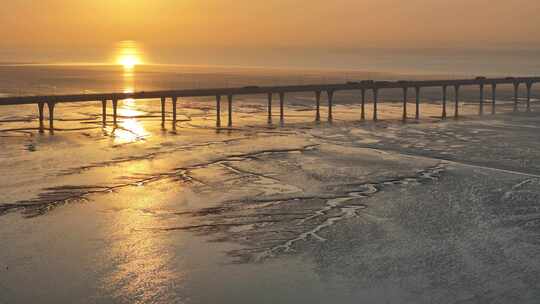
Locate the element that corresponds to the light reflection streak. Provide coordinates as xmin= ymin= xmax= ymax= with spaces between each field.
xmin=100 ymin=41 xmax=180 ymax=301
xmin=110 ymin=41 xmax=150 ymax=144
xmin=99 ymin=187 xmax=181 ymax=302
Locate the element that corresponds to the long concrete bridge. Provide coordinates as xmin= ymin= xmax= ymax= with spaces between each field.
xmin=0 ymin=76 xmax=538 ymax=133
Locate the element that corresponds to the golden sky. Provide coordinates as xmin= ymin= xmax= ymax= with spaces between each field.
xmin=1 ymin=0 xmax=539 ymax=62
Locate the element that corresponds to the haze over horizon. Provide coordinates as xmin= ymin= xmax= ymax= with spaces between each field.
xmin=2 ymin=0 xmax=540 ymax=66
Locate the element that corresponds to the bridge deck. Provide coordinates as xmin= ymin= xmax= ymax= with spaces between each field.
xmin=0 ymin=77 xmax=538 ymax=106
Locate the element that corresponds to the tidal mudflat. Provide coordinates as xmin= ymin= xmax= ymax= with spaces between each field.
xmin=1 ymin=95 xmax=540 ymax=303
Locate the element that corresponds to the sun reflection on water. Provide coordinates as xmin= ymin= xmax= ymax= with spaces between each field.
xmin=112 ymin=100 xmax=149 ymax=144
xmin=99 ymin=185 xmax=180 ymax=302
xmin=117 ymin=118 xmax=149 ymax=143
xmin=110 ymin=41 xmax=150 ymax=144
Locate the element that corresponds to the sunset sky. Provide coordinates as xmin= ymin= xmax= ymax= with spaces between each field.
xmin=1 ymin=0 xmax=539 ymax=64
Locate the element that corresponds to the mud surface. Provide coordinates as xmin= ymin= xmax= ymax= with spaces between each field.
xmin=1 ymin=86 xmax=540 ymax=303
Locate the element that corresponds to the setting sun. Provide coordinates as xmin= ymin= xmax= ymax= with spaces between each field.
xmin=116 ymin=40 xmax=143 ymax=69
xmin=117 ymin=55 xmax=141 ymax=69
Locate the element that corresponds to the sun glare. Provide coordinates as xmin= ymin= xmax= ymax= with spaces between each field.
xmin=118 ymin=55 xmax=140 ymax=69
xmin=116 ymin=40 xmax=143 ymax=69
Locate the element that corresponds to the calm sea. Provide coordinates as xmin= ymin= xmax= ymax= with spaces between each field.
xmin=0 ymin=48 xmax=539 ymax=99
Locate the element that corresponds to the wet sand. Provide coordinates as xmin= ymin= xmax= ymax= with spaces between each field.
xmin=1 ymin=95 xmax=540 ymax=303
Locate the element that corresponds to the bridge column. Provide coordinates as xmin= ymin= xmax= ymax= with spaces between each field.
xmin=161 ymin=97 xmax=166 ymax=128
xmin=228 ymin=95 xmax=233 ymax=127
xmin=327 ymin=90 xmax=334 ymax=122
xmin=172 ymin=96 xmax=178 ymax=129
xmin=38 ymin=102 xmax=45 ymax=133
xmin=402 ymin=87 xmax=408 ymax=121
xmin=315 ymin=91 xmax=321 ymax=123
xmin=415 ymin=86 xmax=421 ymax=120
xmin=216 ymin=95 xmax=222 ymax=128
xmin=279 ymin=92 xmax=285 ymax=125
xmin=47 ymin=101 xmax=55 ymax=134
xmin=442 ymin=86 xmax=447 ymax=119
xmin=479 ymin=84 xmax=484 ymax=116
xmin=267 ymin=93 xmax=272 ymax=124
xmin=526 ymin=83 xmax=533 ymax=112
xmin=492 ymin=84 xmax=497 ymax=115
xmin=454 ymin=85 xmax=460 ymax=119
xmin=101 ymin=100 xmax=107 ymax=126
xmin=373 ymin=88 xmax=379 ymax=121
xmin=513 ymin=82 xmax=520 ymax=112
xmin=112 ymin=99 xmax=118 ymax=126
xmin=360 ymin=89 xmax=366 ymax=121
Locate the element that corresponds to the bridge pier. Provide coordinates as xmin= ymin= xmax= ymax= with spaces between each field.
xmin=228 ymin=95 xmax=233 ymax=127
xmin=479 ymin=84 xmax=484 ymax=116
xmin=279 ymin=92 xmax=285 ymax=125
xmin=373 ymin=88 xmax=379 ymax=121
xmin=415 ymin=86 xmax=420 ymax=120
xmin=161 ymin=97 xmax=166 ymax=128
xmin=454 ymin=85 xmax=460 ymax=118
xmin=216 ymin=95 xmax=222 ymax=128
xmin=327 ymin=90 xmax=334 ymax=122
xmin=112 ymin=99 xmax=118 ymax=126
xmin=492 ymin=84 xmax=497 ymax=115
xmin=315 ymin=91 xmax=321 ymax=123
xmin=47 ymin=101 xmax=55 ymax=134
xmin=172 ymin=96 xmax=178 ymax=129
xmin=267 ymin=93 xmax=272 ymax=124
xmin=360 ymin=89 xmax=366 ymax=121
xmin=101 ymin=100 xmax=107 ymax=126
xmin=402 ymin=87 xmax=408 ymax=121
xmin=442 ymin=86 xmax=447 ymax=119
xmin=513 ymin=83 xmax=520 ymax=112
xmin=526 ymin=83 xmax=532 ymax=112
xmin=37 ymin=102 xmax=45 ymax=133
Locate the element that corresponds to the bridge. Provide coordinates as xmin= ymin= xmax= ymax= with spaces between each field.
xmin=0 ymin=76 xmax=538 ymax=133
